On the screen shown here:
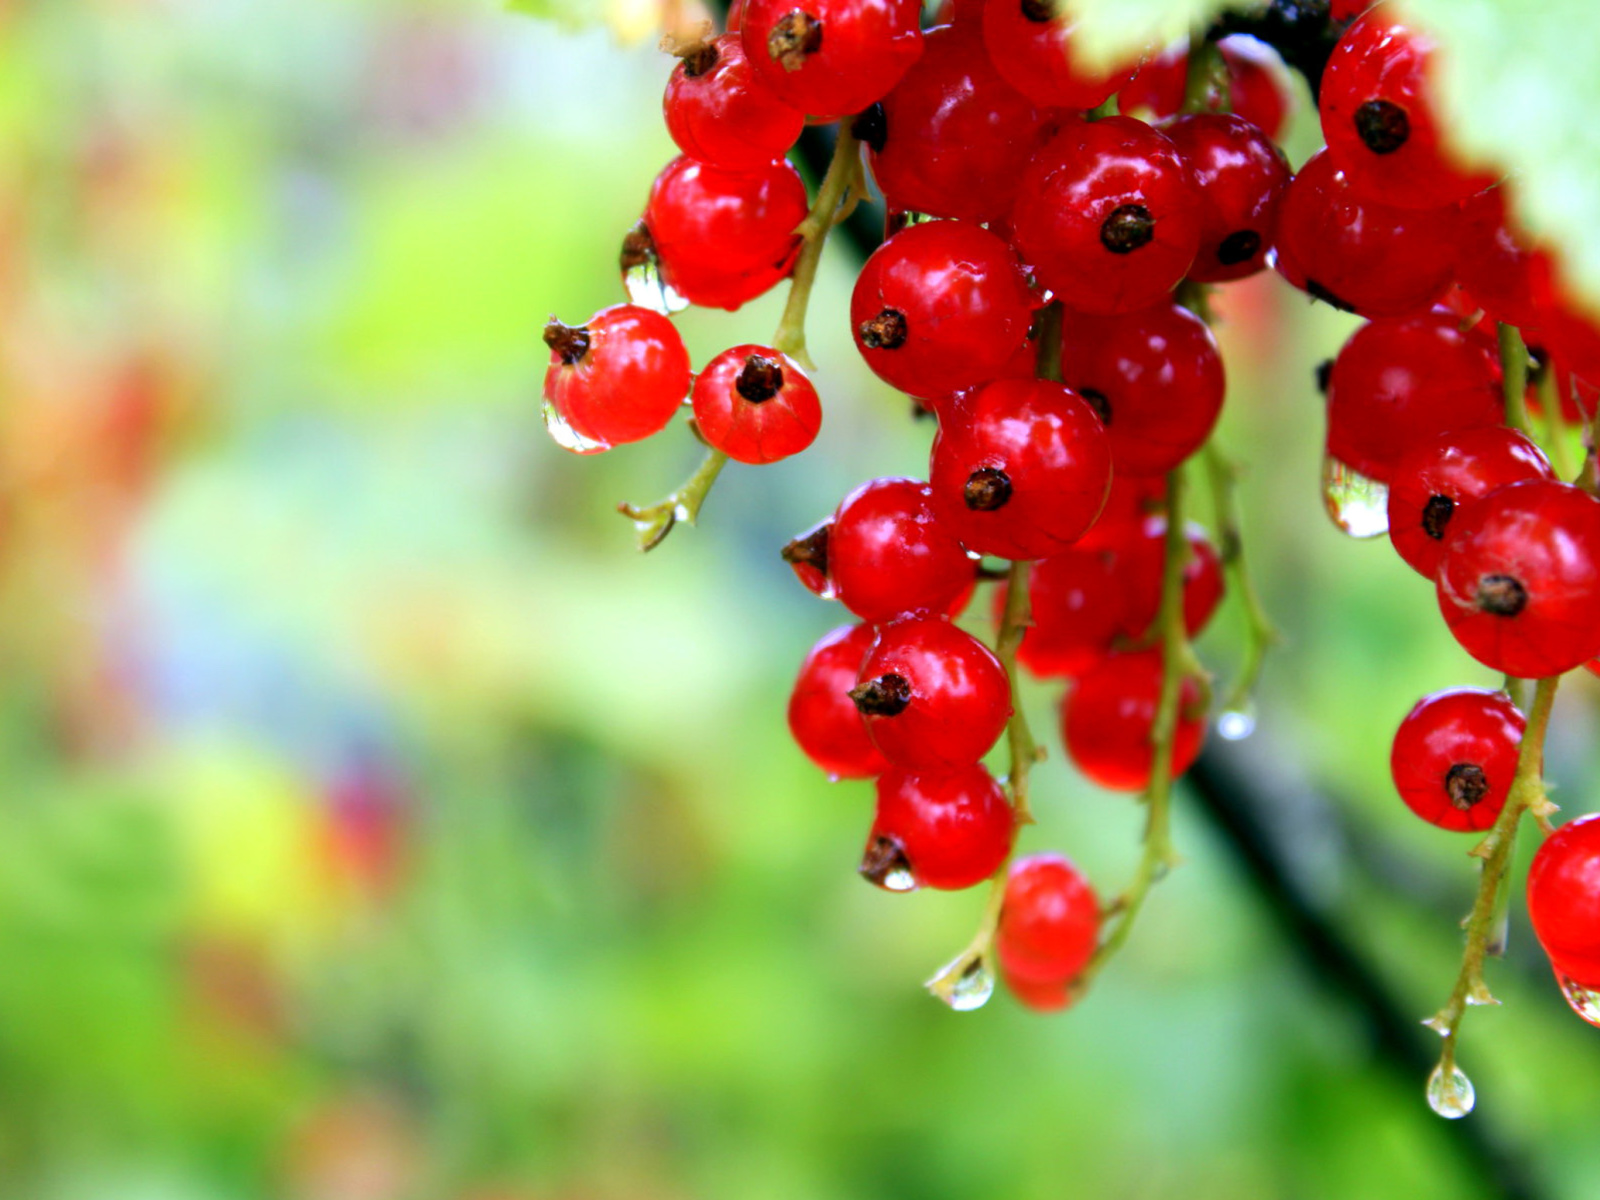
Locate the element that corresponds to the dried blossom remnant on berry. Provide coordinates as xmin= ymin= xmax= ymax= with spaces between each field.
xmin=852 ymin=103 xmax=887 ymax=154
xmin=1020 ymin=0 xmax=1054 ymax=22
xmin=1100 ymin=204 xmax=1155 ymax=255
xmin=964 ymin=467 xmax=1013 ymax=511
xmin=1354 ymin=98 xmax=1410 ymax=154
xmin=1217 ymin=229 xmax=1262 ymax=265
xmin=849 ymin=672 xmax=913 ymax=717
xmin=736 ymin=355 xmax=785 ymax=403
xmin=543 ymin=318 xmax=590 ymax=365
xmin=859 ymin=835 xmax=913 ymax=889
xmin=859 ymin=308 xmax=909 ymax=350
xmin=660 ymin=22 xmax=719 ymax=76
xmin=1445 ymin=762 xmax=1490 ymax=811
xmin=1080 ymin=387 xmax=1112 ymax=425
xmin=768 ymin=10 xmax=823 ymax=72
xmin=1422 ymin=494 xmax=1455 ymax=540
xmin=781 ymin=524 xmax=829 ymax=575
xmin=619 ymin=221 xmax=658 ymax=274
xmin=1476 ymin=573 xmax=1528 ymax=616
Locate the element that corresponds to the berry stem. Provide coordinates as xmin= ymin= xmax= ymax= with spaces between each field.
xmin=1424 ymin=673 xmax=1561 ymax=1111
xmin=1498 ymin=323 xmax=1531 ymax=439
xmin=1535 ymin=367 xmax=1577 ymax=480
xmin=772 ymin=126 xmax=863 ymax=368
xmin=1203 ymin=440 xmax=1281 ymax=718
xmin=1035 ymin=300 xmax=1064 ymax=384
xmin=1073 ymin=464 xmax=1205 ymax=993
xmin=616 ymin=448 xmax=730 ymax=551
xmin=1182 ymin=27 xmax=1226 ymax=115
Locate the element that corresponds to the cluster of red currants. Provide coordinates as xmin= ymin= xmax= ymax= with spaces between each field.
xmin=540 ymin=0 xmax=1600 ymax=1065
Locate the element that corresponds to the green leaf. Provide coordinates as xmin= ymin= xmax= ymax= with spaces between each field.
xmin=1069 ymin=0 xmax=1261 ymax=69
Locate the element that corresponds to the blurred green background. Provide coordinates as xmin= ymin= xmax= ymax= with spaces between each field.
xmin=4 ymin=2 xmax=1600 ymax=1198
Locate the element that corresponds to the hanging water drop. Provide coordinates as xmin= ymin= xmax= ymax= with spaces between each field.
xmin=542 ymin=400 xmax=611 ymax=454
xmin=930 ymin=957 xmax=995 ymax=1012
xmin=1425 ymin=1062 xmax=1475 ymax=1118
xmin=1554 ymin=969 xmax=1600 ymax=1028
xmin=1321 ymin=453 xmax=1390 ymax=538
xmin=1217 ymin=704 xmax=1257 ymax=741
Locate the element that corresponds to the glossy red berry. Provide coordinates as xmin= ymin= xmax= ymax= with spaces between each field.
xmin=928 ymin=378 xmax=1112 ymax=559
xmin=1324 ymin=312 xmax=1503 ymax=484
xmin=1002 ymin=967 xmax=1073 ymax=1011
xmin=1436 ymin=480 xmax=1600 ymax=678
xmin=691 ymin=344 xmax=821 ymax=464
xmin=1386 ymin=427 xmax=1554 ymax=578
xmin=1455 ymin=188 xmax=1543 ymax=331
xmin=663 ymin=35 xmax=805 ymax=171
xmin=995 ymin=853 xmax=1100 ymax=983
xmin=1115 ymin=516 xmax=1225 ymax=645
xmin=639 ymin=155 xmax=808 ymax=311
xmin=1012 ymin=117 xmax=1202 ymax=316
xmin=852 ymin=615 xmax=1011 ymax=770
xmin=1530 ymin=255 xmax=1600 ymax=386
xmin=1062 ymin=651 xmax=1206 ymax=792
xmin=1121 ymin=36 xmax=1292 ymax=141
xmin=1390 ymin=688 xmax=1526 ymax=832
xmin=980 ymin=0 xmax=1143 ymax=109
xmin=1059 ymin=303 xmax=1226 ymax=475
xmin=828 ymin=477 xmax=977 ymax=622
xmin=541 ymin=305 xmax=690 ymax=452
xmin=740 ymin=0 xmax=924 ymax=120
xmin=788 ymin=623 xmax=888 ymax=779
xmin=1272 ymin=149 xmax=1459 ymax=319
xmin=862 ymin=764 xmax=1014 ymax=891
xmin=1319 ymin=7 xmax=1496 ymax=210
xmin=1164 ymin=113 xmax=1291 ymax=284
xmin=851 ymin=219 xmax=1036 ymax=395
xmin=1077 ymin=472 xmax=1168 ymax=550
xmin=864 ymin=23 xmax=1053 ymax=225
xmin=1010 ymin=545 xmax=1129 ymax=678
xmin=1527 ymin=814 xmax=1600 ymax=987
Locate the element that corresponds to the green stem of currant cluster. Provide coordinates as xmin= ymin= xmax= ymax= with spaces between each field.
xmin=1499 ymin=323 xmax=1531 ymax=439
xmin=1534 ymin=368 xmax=1576 ymax=479
xmin=1202 ymin=441 xmax=1280 ymax=717
xmin=1073 ymin=465 xmax=1203 ymax=994
xmin=1425 ymin=674 xmax=1561 ymax=1103
xmin=618 ymin=128 xmax=861 ymax=551
xmin=1182 ymin=27 xmax=1225 ymax=115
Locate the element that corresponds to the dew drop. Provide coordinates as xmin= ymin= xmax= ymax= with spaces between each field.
xmin=1217 ymin=704 xmax=1256 ymax=741
xmin=880 ymin=862 xmax=917 ymax=892
xmin=1425 ymin=1063 xmax=1475 ymax=1118
xmin=934 ymin=958 xmax=995 ymax=1012
xmin=623 ymin=258 xmax=688 ymax=315
xmin=1554 ymin=969 xmax=1600 ymax=1027
xmin=1321 ymin=454 xmax=1390 ymax=538
xmin=542 ymin=400 xmax=611 ymax=454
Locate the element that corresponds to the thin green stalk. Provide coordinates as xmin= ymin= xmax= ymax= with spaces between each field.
xmin=1203 ymin=441 xmax=1280 ymax=717
xmin=1499 ymin=323 xmax=1531 ymax=438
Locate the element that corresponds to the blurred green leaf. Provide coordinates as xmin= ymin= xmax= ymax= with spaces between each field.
xmin=1072 ymin=0 xmax=1260 ymax=68
xmin=505 ymin=0 xmax=597 ymax=25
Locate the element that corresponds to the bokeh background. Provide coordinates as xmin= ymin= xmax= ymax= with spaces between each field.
xmin=4 ymin=2 xmax=1600 ymax=1198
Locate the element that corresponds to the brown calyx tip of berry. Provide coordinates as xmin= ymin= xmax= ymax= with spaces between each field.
xmin=1217 ymin=229 xmax=1262 ymax=266
xmin=1421 ymin=494 xmax=1455 ymax=540
xmin=852 ymin=103 xmax=887 ymax=154
xmin=1445 ymin=762 xmax=1490 ymax=811
xmin=1080 ymin=387 xmax=1112 ymax=425
xmin=964 ymin=466 xmax=1013 ymax=511
xmin=1314 ymin=358 xmax=1334 ymax=395
xmin=859 ymin=834 xmax=914 ymax=890
xmin=1354 ymin=98 xmax=1410 ymax=155
xmin=1020 ymin=0 xmax=1055 ymax=21
xmin=858 ymin=308 xmax=909 ymax=350
xmin=781 ymin=523 xmax=829 ymax=574
xmin=1100 ymin=204 xmax=1155 ymax=255
xmin=619 ymin=221 xmax=657 ymax=273
xmin=768 ymin=9 xmax=822 ymax=72
xmin=660 ymin=20 xmax=719 ymax=76
xmin=849 ymin=672 xmax=912 ymax=717
xmin=543 ymin=317 xmax=590 ymax=365
xmin=1305 ymin=278 xmax=1358 ymax=314
xmin=1476 ymin=573 xmax=1528 ymax=616
xmin=736 ymin=354 xmax=785 ymax=403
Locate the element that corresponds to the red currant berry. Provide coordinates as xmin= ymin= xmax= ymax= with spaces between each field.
xmin=541 ymin=305 xmax=690 ymax=452
xmin=1528 ymin=814 xmax=1600 ymax=986
xmin=663 ymin=34 xmax=805 ymax=172
xmin=1319 ymin=7 xmax=1496 ymax=210
xmin=1007 ymin=545 xmax=1129 ymax=679
xmin=1121 ymin=36 xmax=1292 ymax=141
xmin=1272 ymin=148 xmax=1459 ymax=319
xmin=691 ymin=344 xmax=821 ymax=464
xmin=1059 ymin=303 xmax=1226 ymax=475
xmin=1531 ymin=255 xmax=1600 ymax=386
xmin=1077 ymin=472 xmax=1168 ymax=550
xmin=1164 ymin=113 xmax=1291 ymax=284
xmin=788 ymin=623 xmax=889 ymax=779
xmin=862 ymin=764 xmax=1014 ymax=891
xmin=1115 ymin=515 xmax=1225 ymax=645
xmin=1386 ymin=427 xmax=1554 ymax=578
xmin=1436 ymin=480 xmax=1600 ymax=678
xmin=864 ymin=23 xmax=1052 ymax=225
xmin=1062 ymin=651 xmax=1206 ymax=792
xmin=995 ymin=853 xmax=1100 ymax=983
xmin=852 ymin=615 xmax=1011 ymax=770
xmin=727 ymin=0 xmax=746 ymax=30
xmin=928 ymin=378 xmax=1112 ymax=559
xmin=1325 ymin=312 xmax=1503 ymax=484
xmin=640 ymin=155 xmax=808 ymax=311
xmin=850 ymin=219 xmax=1036 ymax=396
xmin=740 ymin=0 xmax=924 ymax=120
xmin=1001 ymin=966 xmax=1073 ymax=1011
xmin=1012 ymin=117 xmax=1202 ymax=316
xmin=828 ymin=477 xmax=977 ymax=622
xmin=1389 ymin=688 xmax=1526 ymax=832
xmin=1455 ymin=187 xmax=1543 ymax=331
xmin=980 ymin=0 xmax=1143 ymax=109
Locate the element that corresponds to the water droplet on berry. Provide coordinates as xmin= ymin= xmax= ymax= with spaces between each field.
xmin=623 ymin=258 xmax=689 ymax=315
xmin=931 ymin=957 xmax=995 ymax=1012
xmin=1425 ymin=1063 xmax=1475 ymax=1118
xmin=880 ymin=862 xmax=916 ymax=892
xmin=1217 ymin=704 xmax=1256 ymax=741
xmin=542 ymin=400 xmax=611 ymax=454
xmin=1554 ymin=969 xmax=1600 ymax=1027
xmin=1321 ymin=453 xmax=1390 ymax=538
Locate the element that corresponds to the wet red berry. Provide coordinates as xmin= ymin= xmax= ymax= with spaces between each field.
xmin=1062 ymin=651 xmax=1206 ymax=792
xmin=1390 ymin=688 xmax=1526 ymax=832
xmin=788 ymin=623 xmax=889 ymax=779
xmin=740 ymin=0 xmax=924 ymax=120
xmin=996 ymin=853 xmax=1100 ymax=983
xmin=1528 ymin=814 xmax=1600 ymax=987
xmin=663 ymin=34 xmax=806 ymax=171
xmin=541 ymin=305 xmax=690 ymax=451
xmin=1164 ymin=113 xmax=1291 ymax=284
xmin=863 ymin=764 xmax=1014 ymax=891
xmin=980 ymin=0 xmax=1143 ymax=109
xmin=828 ymin=477 xmax=977 ymax=622
xmin=691 ymin=344 xmax=822 ymax=464
xmin=1122 ymin=35 xmax=1292 ymax=141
